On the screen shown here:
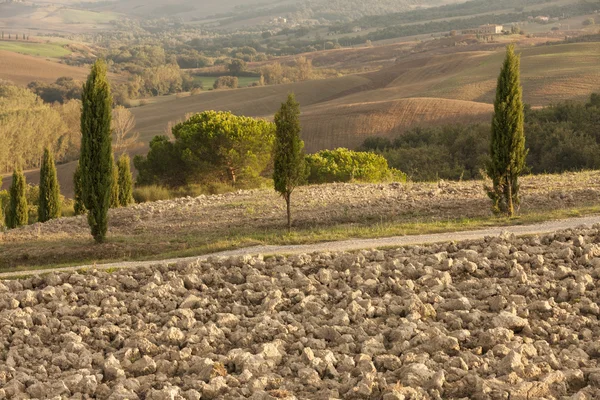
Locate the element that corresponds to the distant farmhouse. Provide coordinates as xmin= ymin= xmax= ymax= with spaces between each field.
xmin=462 ymin=24 xmax=504 ymax=35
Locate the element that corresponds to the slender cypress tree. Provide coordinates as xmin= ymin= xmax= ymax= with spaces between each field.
xmin=6 ymin=167 xmax=28 ymax=229
xmin=38 ymin=148 xmax=62 ymax=222
xmin=80 ymin=59 xmax=113 ymax=242
xmin=117 ymin=153 xmax=134 ymax=206
xmin=110 ymin=162 xmax=120 ymax=208
xmin=273 ymin=93 xmax=306 ymax=231
xmin=486 ymin=44 xmax=527 ymax=217
xmin=73 ymin=161 xmax=86 ymax=216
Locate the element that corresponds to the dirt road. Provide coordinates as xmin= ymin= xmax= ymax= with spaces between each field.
xmin=2 ymin=214 xmax=598 ymax=279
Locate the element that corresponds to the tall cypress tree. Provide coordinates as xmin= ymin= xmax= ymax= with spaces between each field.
xmin=38 ymin=147 xmax=62 ymax=222
xmin=73 ymin=161 xmax=86 ymax=216
xmin=273 ymin=93 xmax=306 ymax=231
xmin=486 ymin=44 xmax=527 ymax=217
xmin=6 ymin=167 xmax=28 ymax=229
xmin=80 ymin=59 xmax=113 ymax=242
xmin=117 ymin=153 xmax=134 ymax=206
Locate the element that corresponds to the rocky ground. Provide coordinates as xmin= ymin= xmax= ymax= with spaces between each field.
xmin=3 ymin=225 xmax=600 ymax=399
xmin=2 ymin=171 xmax=600 ymax=269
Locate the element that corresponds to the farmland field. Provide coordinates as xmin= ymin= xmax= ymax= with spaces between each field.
xmin=0 ymin=40 xmax=71 ymax=58
xmin=193 ymin=75 xmax=260 ymax=89
xmin=131 ymin=42 xmax=600 ymax=154
xmin=0 ymin=49 xmax=89 ymax=85
xmin=57 ymin=9 xmax=121 ymax=24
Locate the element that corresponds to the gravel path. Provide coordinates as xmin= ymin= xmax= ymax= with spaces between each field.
xmin=2 ymin=215 xmax=598 ymax=279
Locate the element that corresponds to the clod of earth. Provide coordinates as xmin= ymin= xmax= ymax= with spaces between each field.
xmin=2 ymin=226 xmax=600 ymax=398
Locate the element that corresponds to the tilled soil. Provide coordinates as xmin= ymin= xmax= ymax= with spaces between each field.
xmin=3 ymin=226 xmax=600 ymax=399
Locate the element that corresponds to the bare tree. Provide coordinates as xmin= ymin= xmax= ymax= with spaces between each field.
xmin=112 ymin=105 xmax=140 ymax=153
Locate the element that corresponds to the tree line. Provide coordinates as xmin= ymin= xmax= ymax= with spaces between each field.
xmin=361 ymin=93 xmax=600 ymax=182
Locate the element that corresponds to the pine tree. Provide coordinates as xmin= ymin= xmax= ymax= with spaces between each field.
xmin=117 ymin=153 xmax=134 ymax=206
xmin=273 ymin=93 xmax=306 ymax=231
xmin=6 ymin=167 xmax=28 ymax=229
xmin=110 ymin=162 xmax=120 ymax=208
xmin=38 ymin=147 xmax=62 ymax=222
xmin=486 ymin=44 xmax=527 ymax=217
xmin=73 ymin=161 xmax=86 ymax=216
xmin=80 ymin=59 xmax=113 ymax=242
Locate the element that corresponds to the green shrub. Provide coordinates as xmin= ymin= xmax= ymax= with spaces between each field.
xmin=133 ymin=185 xmax=172 ymax=203
xmin=305 ymin=148 xmax=404 ymax=184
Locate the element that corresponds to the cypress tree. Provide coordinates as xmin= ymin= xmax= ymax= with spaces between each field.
xmin=6 ymin=167 xmax=28 ymax=229
xmin=38 ymin=147 xmax=62 ymax=222
xmin=80 ymin=59 xmax=113 ymax=242
xmin=117 ymin=153 xmax=134 ymax=206
xmin=486 ymin=44 xmax=527 ymax=217
xmin=73 ymin=161 xmax=86 ymax=216
xmin=273 ymin=93 xmax=306 ymax=231
xmin=110 ymin=162 xmax=120 ymax=208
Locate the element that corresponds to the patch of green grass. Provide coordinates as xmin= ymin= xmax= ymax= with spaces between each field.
xmin=0 ymin=41 xmax=71 ymax=58
xmin=193 ymin=75 xmax=259 ymax=89
xmin=59 ymin=9 xmax=120 ymax=24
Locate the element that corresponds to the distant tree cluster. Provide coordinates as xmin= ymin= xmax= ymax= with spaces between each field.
xmin=28 ymin=77 xmax=82 ymax=104
xmin=362 ymin=92 xmax=600 ymax=182
xmin=0 ymin=82 xmax=81 ymax=173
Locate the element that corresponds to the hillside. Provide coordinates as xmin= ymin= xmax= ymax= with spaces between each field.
xmin=131 ymin=41 xmax=600 ymax=153
xmin=2 ymin=169 xmax=600 ymax=269
xmin=0 ymin=49 xmax=91 ymax=85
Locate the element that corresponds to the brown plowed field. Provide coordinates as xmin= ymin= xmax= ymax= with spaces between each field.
xmin=0 ymin=50 xmax=89 ymax=86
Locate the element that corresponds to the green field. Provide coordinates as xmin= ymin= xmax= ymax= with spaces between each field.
xmin=59 ymin=9 xmax=121 ymax=24
xmin=0 ymin=41 xmax=71 ymax=58
xmin=194 ymin=75 xmax=259 ymax=89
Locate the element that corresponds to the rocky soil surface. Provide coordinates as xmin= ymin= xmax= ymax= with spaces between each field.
xmin=3 ymin=170 xmax=600 ymax=243
xmin=3 ymin=226 xmax=600 ymax=399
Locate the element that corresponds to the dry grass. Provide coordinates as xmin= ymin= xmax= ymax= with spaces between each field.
xmin=2 ymin=170 xmax=600 ymax=271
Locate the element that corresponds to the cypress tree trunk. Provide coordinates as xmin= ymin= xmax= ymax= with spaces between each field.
xmin=38 ymin=148 xmax=62 ymax=222
xmin=117 ymin=153 xmax=134 ymax=206
xmin=286 ymin=192 xmax=291 ymax=232
xmin=80 ymin=59 xmax=113 ymax=242
xmin=6 ymin=168 xmax=28 ymax=229
xmin=486 ymin=44 xmax=527 ymax=217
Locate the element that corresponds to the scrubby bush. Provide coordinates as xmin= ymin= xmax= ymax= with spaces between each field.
xmin=305 ymin=148 xmax=405 ymax=184
xmin=133 ymin=185 xmax=172 ymax=203
xmin=213 ymin=76 xmax=238 ymax=90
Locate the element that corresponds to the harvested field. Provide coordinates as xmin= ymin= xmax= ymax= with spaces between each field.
xmin=132 ymin=42 xmax=600 ymax=155
xmin=300 ymin=98 xmax=493 ymax=151
xmin=2 ymin=170 xmax=600 ymax=269
xmin=0 ymin=50 xmax=90 ymax=86
xmin=3 ymin=224 xmax=600 ymax=398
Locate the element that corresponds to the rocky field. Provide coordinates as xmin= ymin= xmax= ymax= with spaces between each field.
xmin=3 ymin=225 xmax=600 ymax=399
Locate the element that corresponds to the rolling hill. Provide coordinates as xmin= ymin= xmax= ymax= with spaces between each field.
xmin=131 ymin=41 xmax=600 ymax=153
xmin=0 ymin=50 xmax=91 ymax=86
